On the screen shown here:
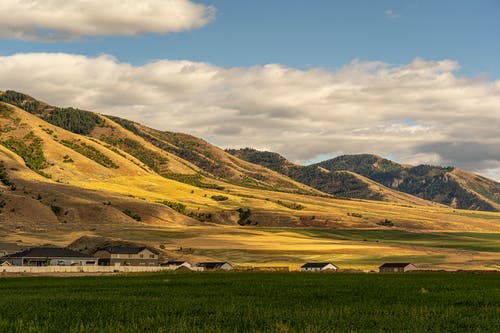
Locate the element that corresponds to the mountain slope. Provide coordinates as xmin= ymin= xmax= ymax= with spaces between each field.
xmin=316 ymin=154 xmax=500 ymax=212
xmin=227 ymin=148 xmax=440 ymax=207
xmin=0 ymin=90 xmax=320 ymax=196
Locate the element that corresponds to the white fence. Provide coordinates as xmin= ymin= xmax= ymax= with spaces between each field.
xmin=1 ymin=265 xmax=178 ymax=274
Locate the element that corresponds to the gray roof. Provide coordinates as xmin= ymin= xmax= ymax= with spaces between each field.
xmin=379 ymin=263 xmax=413 ymax=268
xmin=301 ymin=262 xmax=336 ymax=269
xmin=195 ymin=262 xmax=231 ymax=269
xmin=7 ymin=247 xmax=94 ymax=259
xmin=0 ymin=242 xmax=25 ymax=252
xmin=97 ymin=246 xmax=159 ymax=255
xmin=164 ymin=261 xmax=189 ymax=265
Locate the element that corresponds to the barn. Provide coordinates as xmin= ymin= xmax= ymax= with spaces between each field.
xmin=379 ymin=263 xmax=417 ymax=273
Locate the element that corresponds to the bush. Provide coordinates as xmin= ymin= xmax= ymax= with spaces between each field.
xmin=159 ymin=200 xmax=186 ymax=214
xmin=211 ymin=195 xmax=229 ymax=201
xmin=377 ymin=219 xmax=395 ymax=227
xmin=123 ymin=210 xmax=142 ymax=221
xmin=276 ymin=200 xmax=304 ymax=210
xmin=237 ymin=207 xmax=252 ymax=225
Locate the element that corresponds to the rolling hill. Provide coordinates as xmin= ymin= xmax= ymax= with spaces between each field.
xmin=1 ymin=91 xmax=499 ymax=270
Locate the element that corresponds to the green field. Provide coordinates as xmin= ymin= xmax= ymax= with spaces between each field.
xmin=1 ymin=272 xmax=499 ymax=332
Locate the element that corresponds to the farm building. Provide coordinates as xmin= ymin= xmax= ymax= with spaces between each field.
xmin=0 ymin=242 xmax=26 ymax=257
xmin=160 ymin=260 xmax=191 ymax=270
xmin=301 ymin=263 xmax=338 ymax=272
xmin=1 ymin=247 xmax=97 ymax=266
xmin=379 ymin=263 xmax=417 ymax=273
xmin=93 ymin=246 xmax=159 ymax=266
xmin=194 ymin=262 xmax=233 ymax=271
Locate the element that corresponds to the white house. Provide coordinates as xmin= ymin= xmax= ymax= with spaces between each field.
xmin=379 ymin=263 xmax=417 ymax=273
xmin=301 ymin=262 xmax=338 ymax=272
xmin=161 ymin=260 xmax=192 ymax=270
xmin=3 ymin=247 xmax=97 ymax=266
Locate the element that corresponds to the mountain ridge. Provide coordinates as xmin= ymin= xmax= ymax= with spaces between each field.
xmin=228 ymin=148 xmax=500 ymax=212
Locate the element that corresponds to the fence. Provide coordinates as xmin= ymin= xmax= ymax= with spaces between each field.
xmin=1 ymin=265 xmax=177 ymax=274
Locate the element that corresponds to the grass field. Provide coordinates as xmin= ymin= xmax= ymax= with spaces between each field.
xmin=0 ymin=272 xmax=498 ymax=332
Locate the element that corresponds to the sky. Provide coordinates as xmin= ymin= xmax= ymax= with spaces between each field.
xmin=0 ymin=0 xmax=500 ymax=180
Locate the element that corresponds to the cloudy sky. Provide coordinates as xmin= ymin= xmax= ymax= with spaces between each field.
xmin=1 ymin=1 xmax=500 ymax=180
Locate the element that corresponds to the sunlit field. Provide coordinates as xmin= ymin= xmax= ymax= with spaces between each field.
xmin=1 ymin=272 xmax=498 ymax=332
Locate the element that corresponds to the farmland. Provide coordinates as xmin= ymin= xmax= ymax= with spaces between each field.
xmin=0 ymin=272 xmax=498 ymax=332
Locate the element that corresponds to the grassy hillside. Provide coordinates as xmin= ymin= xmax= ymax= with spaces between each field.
xmin=316 ymin=154 xmax=500 ymax=212
xmin=106 ymin=116 xmax=319 ymax=195
xmin=227 ymin=148 xmax=439 ymax=206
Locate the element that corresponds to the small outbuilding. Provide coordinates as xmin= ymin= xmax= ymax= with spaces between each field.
xmin=2 ymin=247 xmax=97 ymax=266
xmin=194 ymin=262 xmax=233 ymax=271
xmin=160 ymin=260 xmax=192 ymax=270
xmin=301 ymin=262 xmax=338 ymax=272
xmin=93 ymin=246 xmax=160 ymax=266
xmin=379 ymin=263 xmax=417 ymax=273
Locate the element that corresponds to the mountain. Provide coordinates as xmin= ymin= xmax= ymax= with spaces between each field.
xmin=315 ymin=154 xmax=500 ymax=212
xmin=226 ymin=148 xmax=440 ymax=207
xmin=0 ymin=90 xmax=319 ymax=196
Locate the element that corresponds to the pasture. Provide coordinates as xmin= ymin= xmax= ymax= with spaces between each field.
xmin=0 ymin=272 xmax=498 ymax=332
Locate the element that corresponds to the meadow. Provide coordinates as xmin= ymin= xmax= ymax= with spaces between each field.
xmin=0 ymin=272 xmax=498 ymax=332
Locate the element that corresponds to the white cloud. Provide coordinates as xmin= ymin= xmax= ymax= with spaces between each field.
xmin=0 ymin=0 xmax=214 ymax=41
xmin=385 ymin=9 xmax=400 ymax=19
xmin=1 ymin=53 xmax=500 ymax=181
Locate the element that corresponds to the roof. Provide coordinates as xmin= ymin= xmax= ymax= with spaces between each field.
xmin=379 ymin=263 xmax=413 ymax=268
xmin=195 ymin=262 xmax=231 ymax=269
xmin=96 ymin=246 xmax=159 ymax=255
xmin=0 ymin=242 xmax=25 ymax=252
xmin=164 ymin=261 xmax=189 ymax=265
xmin=7 ymin=247 xmax=94 ymax=259
xmin=301 ymin=262 xmax=336 ymax=269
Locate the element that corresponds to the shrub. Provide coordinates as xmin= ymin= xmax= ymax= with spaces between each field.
xmin=159 ymin=200 xmax=186 ymax=214
xmin=276 ymin=200 xmax=304 ymax=210
xmin=123 ymin=210 xmax=142 ymax=221
xmin=211 ymin=195 xmax=229 ymax=202
xmin=237 ymin=207 xmax=252 ymax=225
xmin=377 ymin=219 xmax=395 ymax=227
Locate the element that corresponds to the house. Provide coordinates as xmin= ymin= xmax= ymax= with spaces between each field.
xmin=379 ymin=263 xmax=417 ymax=273
xmin=194 ymin=262 xmax=233 ymax=271
xmin=2 ymin=247 xmax=97 ymax=266
xmin=160 ymin=260 xmax=191 ymax=270
xmin=93 ymin=246 xmax=160 ymax=266
xmin=0 ymin=242 xmax=26 ymax=257
xmin=301 ymin=262 xmax=338 ymax=272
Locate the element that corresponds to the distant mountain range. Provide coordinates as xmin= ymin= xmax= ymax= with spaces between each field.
xmin=227 ymin=149 xmax=500 ymax=212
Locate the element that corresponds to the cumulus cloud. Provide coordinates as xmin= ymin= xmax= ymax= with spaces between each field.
xmin=0 ymin=0 xmax=214 ymax=40
xmin=1 ymin=53 xmax=500 ymax=181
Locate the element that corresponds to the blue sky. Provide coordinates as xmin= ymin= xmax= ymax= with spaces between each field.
xmin=2 ymin=0 xmax=499 ymax=78
xmin=1 ymin=0 xmax=500 ymax=180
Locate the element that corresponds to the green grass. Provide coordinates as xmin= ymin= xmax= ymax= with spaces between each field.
xmin=268 ymin=229 xmax=500 ymax=252
xmin=0 ymin=272 xmax=498 ymax=332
